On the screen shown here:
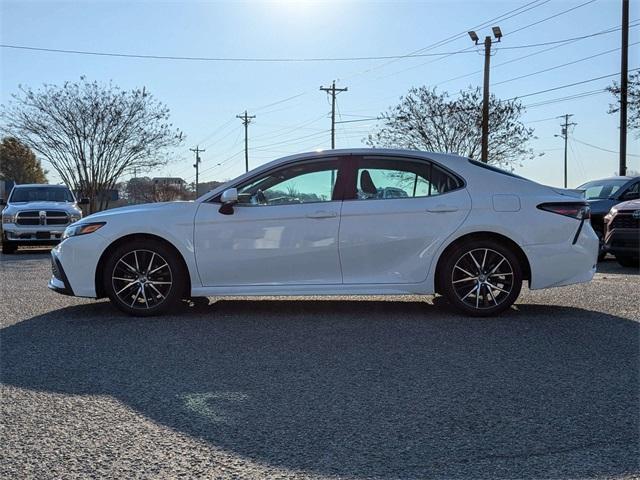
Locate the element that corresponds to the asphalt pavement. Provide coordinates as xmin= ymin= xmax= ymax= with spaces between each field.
xmin=1 ymin=249 xmax=639 ymax=479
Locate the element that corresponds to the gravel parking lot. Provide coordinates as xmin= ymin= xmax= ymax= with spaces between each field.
xmin=1 ymin=249 xmax=639 ymax=479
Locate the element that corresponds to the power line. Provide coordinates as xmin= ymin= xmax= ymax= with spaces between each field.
xmin=506 ymin=68 xmax=640 ymax=101
xmin=492 ymin=41 xmax=640 ymax=86
xmin=573 ymin=138 xmax=640 ymax=157
xmin=434 ymin=22 xmax=638 ymax=87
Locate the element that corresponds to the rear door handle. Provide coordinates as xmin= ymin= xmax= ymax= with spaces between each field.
xmin=306 ymin=210 xmax=338 ymax=219
xmin=427 ymin=205 xmax=458 ymax=213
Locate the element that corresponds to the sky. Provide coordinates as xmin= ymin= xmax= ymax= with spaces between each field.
xmin=1 ymin=0 xmax=638 ymax=189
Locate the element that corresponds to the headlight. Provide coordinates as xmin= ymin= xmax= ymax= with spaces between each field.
xmin=62 ymin=222 xmax=105 ymax=240
xmin=2 ymin=213 xmax=16 ymax=224
xmin=69 ymin=213 xmax=82 ymax=223
xmin=604 ymin=207 xmax=618 ymax=223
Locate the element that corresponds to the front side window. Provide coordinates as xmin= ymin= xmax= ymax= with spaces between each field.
xmin=235 ymin=159 xmax=339 ymax=206
xmin=355 ymin=156 xmax=461 ymax=200
xmin=9 ymin=187 xmax=75 ymax=203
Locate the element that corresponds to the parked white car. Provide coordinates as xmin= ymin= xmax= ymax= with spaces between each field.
xmin=49 ymin=149 xmax=598 ymax=317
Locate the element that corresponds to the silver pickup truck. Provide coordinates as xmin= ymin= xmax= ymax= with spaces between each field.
xmin=1 ymin=184 xmax=87 ymax=254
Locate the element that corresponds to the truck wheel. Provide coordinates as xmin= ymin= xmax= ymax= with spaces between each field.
xmin=616 ymin=255 xmax=639 ymax=268
xmin=2 ymin=241 xmax=17 ymax=254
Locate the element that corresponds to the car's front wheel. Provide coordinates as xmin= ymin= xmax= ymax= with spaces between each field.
xmin=103 ymin=239 xmax=187 ymax=316
xmin=438 ymin=239 xmax=523 ymax=317
xmin=1 ymin=240 xmax=17 ymax=254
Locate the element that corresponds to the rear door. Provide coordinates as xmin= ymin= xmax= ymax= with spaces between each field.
xmin=338 ymin=155 xmax=471 ymax=284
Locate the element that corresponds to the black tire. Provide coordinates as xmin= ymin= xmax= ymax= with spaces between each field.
xmin=615 ymin=255 xmax=639 ymax=268
xmin=438 ymin=238 xmax=523 ymax=317
xmin=2 ymin=241 xmax=17 ymax=254
xmin=102 ymin=239 xmax=187 ymax=317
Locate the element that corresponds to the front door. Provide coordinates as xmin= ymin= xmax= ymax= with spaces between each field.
xmin=338 ymin=155 xmax=471 ymax=284
xmin=194 ymin=158 xmax=344 ymax=286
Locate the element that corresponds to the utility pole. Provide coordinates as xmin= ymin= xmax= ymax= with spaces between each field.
xmin=556 ymin=114 xmax=576 ymax=188
xmin=190 ymin=146 xmax=205 ymax=196
xmin=468 ymin=26 xmax=502 ymax=163
xmin=619 ymin=0 xmax=629 ymax=176
xmin=320 ymin=80 xmax=348 ymax=149
xmin=236 ymin=110 xmax=255 ymax=173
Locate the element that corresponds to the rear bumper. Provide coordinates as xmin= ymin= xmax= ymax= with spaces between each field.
xmin=605 ymin=228 xmax=639 ymax=257
xmin=524 ymin=221 xmax=599 ymax=289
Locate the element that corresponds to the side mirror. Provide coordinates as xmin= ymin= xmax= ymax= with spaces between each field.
xmin=622 ymin=190 xmax=639 ymax=201
xmin=0 ymin=199 xmax=5 ymax=206
xmin=219 ymin=188 xmax=238 ymax=215
xmin=78 ymin=198 xmax=90 ymax=205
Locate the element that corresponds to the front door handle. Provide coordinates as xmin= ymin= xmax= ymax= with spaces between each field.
xmin=306 ymin=210 xmax=338 ymax=219
xmin=426 ymin=205 xmax=458 ymax=213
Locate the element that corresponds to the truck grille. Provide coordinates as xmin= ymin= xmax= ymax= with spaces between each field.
xmin=16 ymin=210 xmax=70 ymax=226
xmin=611 ymin=214 xmax=639 ymax=229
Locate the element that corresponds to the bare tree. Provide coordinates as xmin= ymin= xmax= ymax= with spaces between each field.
xmin=366 ymin=86 xmax=535 ymax=170
xmin=607 ymin=71 xmax=640 ymax=137
xmin=1 ymin=77 xmax=184 ymax=212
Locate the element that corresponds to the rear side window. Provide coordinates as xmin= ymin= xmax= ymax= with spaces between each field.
xmin=355 ymin=156 xmax=462 ymax=200
xmin=467 ymin=159 xmax=529 ymax=180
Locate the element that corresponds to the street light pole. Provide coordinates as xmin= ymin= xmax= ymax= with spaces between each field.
xmin=469 ymin=26 xmax=502 ymax=163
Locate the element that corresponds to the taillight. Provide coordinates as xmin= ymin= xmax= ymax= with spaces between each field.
xmin=537 ymin=202 xmax=590 ymax=220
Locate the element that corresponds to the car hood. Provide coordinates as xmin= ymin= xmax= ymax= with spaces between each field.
xmin=614 ymin=199 xmax=640 ymax=211
xmin=2 ymin=201 xmax=80 ymax=213
xmin=82 ymin=201 xmax=196 ymax=221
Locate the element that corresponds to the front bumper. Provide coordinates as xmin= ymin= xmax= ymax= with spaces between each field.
xmin=605 ymin=228 xmax=640 ymax=257
xmin=3 ymin=224 xmax=66 ymax=243
xmin=48 ymin=252 xmax=75 ymax=296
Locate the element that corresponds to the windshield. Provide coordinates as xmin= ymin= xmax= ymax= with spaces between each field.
xmin=9 ymin=186 xmax=75 ymax=203
xmin=577 ymin=179 xmax=628 ymax=200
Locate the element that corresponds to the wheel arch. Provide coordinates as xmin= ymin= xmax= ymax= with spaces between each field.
xmin=433 ymin=231 xmax=531 ymax=294
xmin=94 ymin=233 xmax=191 ymax=299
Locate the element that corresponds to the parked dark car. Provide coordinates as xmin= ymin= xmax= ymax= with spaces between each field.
xmin=604 ymin=199 xmax=640 ymax=268
xmin=578 ymin=176 xmax=640 ymax=260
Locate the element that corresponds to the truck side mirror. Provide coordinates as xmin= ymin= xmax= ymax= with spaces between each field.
xmin=0 ymin=198 xmax=5 ymax=206
xmin=79 ymin=198 xmax=90 ymax=205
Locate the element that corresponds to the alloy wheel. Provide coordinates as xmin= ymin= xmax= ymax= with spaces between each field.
xmin=451 ymin=248 xmax=515 ymax=310
xmin=111 ymin=249 xmax=173 ymax=310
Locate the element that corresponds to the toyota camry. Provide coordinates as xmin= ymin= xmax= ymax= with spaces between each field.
xmin=49 ymin=149 xmax=598 ymax=317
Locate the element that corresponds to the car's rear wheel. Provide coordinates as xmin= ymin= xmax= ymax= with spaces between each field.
xmin=103 ymin=240 xmax=186 ymax=316
xmin=615 ymin=255 xmax=639 ymax=268
xmin=439 ymin=239 xmax=523 ymax=317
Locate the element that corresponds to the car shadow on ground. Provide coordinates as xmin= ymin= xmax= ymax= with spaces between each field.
xmin=2 ymin=300 xmax=639 ymax=479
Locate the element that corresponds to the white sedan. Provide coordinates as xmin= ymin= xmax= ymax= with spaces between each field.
xmin=49 ymin=149 xmax=598 ymax=317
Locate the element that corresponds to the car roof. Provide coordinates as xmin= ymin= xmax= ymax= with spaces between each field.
xmin=197 ymin=149 xmax=469 ymax=201
xmin=581 ymin=176 xmax=638 ymax=183
xmin=13 ymin=184 xmax=69 ymax=188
